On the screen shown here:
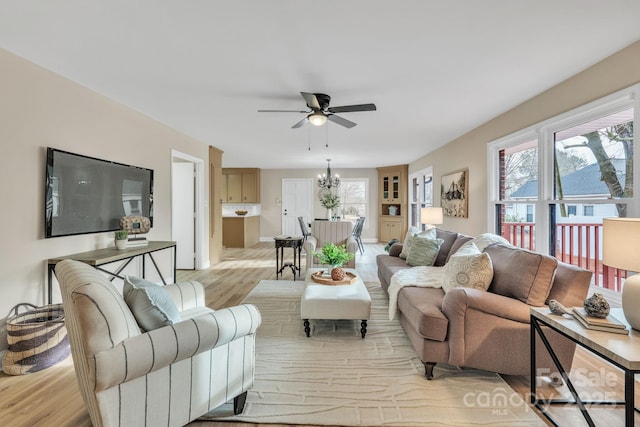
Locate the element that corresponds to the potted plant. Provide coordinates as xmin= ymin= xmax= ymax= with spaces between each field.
xmin=313 ymin=242 xmax=354 ymax=280
xmin=320 ymin=192 xmax=340 ymax=220
xmin=114 ymin=230 xmax=129 ymax=250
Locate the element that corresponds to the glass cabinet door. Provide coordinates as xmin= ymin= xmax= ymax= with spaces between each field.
xmin=392 ymin=175 xmax=399 ymax=199
xmin=383 ymin=176 xmax=389 ymax=199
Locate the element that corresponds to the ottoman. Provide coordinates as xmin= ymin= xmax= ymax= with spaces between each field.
xmin=300 ymin=268 xmax=371 ymax=338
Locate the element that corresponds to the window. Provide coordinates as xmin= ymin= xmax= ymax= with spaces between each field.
xmin=489 ymin=84 xmax=638 ymax=287
xmin=526 ymin=205 xmax=534 ymax=222
xmin=338 ymin=179 xmax=368 ymax=226
xmin=409 ymin=167 xmax=433 ymax=229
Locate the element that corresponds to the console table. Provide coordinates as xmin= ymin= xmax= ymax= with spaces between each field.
xmin=531 ymin=307 xmax=640 ymax=426
xmin=47 ymin=241 xmax=177 ymax=304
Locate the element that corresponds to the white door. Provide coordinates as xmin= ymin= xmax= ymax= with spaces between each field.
xmin=172 ymin=161 xmax=195 ymax=269
xmin=282 ymin=179 xmax=313 ymax=236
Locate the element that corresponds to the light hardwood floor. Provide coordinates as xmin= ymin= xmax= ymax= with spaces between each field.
xmin=0 ymin=242 xmax=636 ymax=426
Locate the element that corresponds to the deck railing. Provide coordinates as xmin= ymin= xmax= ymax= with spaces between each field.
xmin=502 ymin=222 xmax=626 ymax=291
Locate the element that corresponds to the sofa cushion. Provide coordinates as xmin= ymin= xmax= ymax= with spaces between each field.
xmin=376 ymin=254 xmax=412 ymax=291
xmin=397 ymin=286 xmax=448 ymax=342
xmin=406 ymin=236 xmax=443 ymax=267
xmin=442 ymin=242 xmax=493 ymax=293
xmin=123 ymin=276 xmax=182 ymax=331
xmin=445 ymin=234 xmax=474 ymax=262
xmin=434 ymin=229 xmax=460 ymax=266
xmin=546 ymin=261 xmax=593 ymax=307
xmin=484 ymin=244 xmax=558 ymax=306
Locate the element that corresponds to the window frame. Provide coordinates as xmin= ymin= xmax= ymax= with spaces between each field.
xmin=408 ymin=166 xmax=433 ymax=229
xmin=488 ymin=83 xmax=640 ymax=255
xmin=337 ymin=177 xmax=369 ymax=228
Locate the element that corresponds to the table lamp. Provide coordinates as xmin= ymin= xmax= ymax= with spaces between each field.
xmin=421 ymin=207 xmax=443 ymax=230
xmin=603 ymin=217 xmax=640 ymax=330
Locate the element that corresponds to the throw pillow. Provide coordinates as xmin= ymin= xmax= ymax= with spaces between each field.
xmin=400 ymin=227 xmax=436 ymax=259
xmin=399 ymin=226 xmax=420 ymax=259
xmin=484 ymin=244 xmax=558 ymax=306
xmin=406 ymin=236 xmax=444 ymax=267
xmin=461 ymin=233 xmax=511 ymax=252
xmin=123 ymin=276 xmax=182 ymax=331
xmin=442 ymin=242 xmax=493 ymax=293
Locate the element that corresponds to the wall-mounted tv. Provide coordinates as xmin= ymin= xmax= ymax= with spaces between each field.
xmin=45 ymin=147 xmax=154 ymax=238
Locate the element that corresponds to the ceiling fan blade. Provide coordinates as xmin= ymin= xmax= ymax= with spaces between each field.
xmin=328 ymin=103 xmax=377 ymax=113
xmin=328 ymin=114 xmax=357 ymax=128
xmin=301 ymin=92 xmax=321 ymax=110
xmin=258 ymin=109 xmax=309 ymax=113
xmin=291 ymin=117 xmax=308 ymax=128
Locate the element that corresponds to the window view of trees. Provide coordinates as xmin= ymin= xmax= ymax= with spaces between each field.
xmin=492 ymin=100 xmax=635 ymax=289
xmin=338 ymin=179 xmax=367 ymax=223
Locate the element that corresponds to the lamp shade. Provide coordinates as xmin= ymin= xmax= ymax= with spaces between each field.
xmin=603 ymin=218 xmax=640 ymax=271
xmin=421 ymin=207 xmax=443 ymax=225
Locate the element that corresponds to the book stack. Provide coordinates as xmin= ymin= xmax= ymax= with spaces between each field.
xmin=572 ymin=307 xmax=629 ymax=335
xmin=127 ymin=237 xmax=149 ymax=247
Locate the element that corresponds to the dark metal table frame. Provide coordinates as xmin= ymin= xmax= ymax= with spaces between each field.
xmin=531 ymin=311 xmax=640 ymax=426
xmin=274 ymin=236 xmax=303 ymax=280
xmin=47 ymin=241 xmax=177 ymax=304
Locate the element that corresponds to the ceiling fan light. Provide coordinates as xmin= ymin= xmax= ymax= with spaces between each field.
xmin=308 ymin=112 xmax=327 ymax=126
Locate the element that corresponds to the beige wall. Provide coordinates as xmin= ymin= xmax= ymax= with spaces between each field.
xmin=0 ymin=49 xmax=209 ymax=349
xmin=410 ymin=40 xmax=640 ymax=237
xmin=259 ymin=168 xmax=378 ymax=240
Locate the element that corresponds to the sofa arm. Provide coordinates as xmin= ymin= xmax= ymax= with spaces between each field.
xmin=93 ymin=304 xmax=261 ymax=391
xmin=164 ymin=280 xmax=205 ymax=311
xmin=442 ymin=288 xmax=531 ymax=324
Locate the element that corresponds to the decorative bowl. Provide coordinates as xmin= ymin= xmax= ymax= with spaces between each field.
xmin=235 ymin=210 xmax=248 ymax=216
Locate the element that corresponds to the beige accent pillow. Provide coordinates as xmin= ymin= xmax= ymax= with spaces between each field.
xmin=442 ymin=242 xmax=493 ymax=293
xmin=464 ymin=233 xmax=511 ymax=252
xmin=400 ymin=227 xmax=436 ymax=259
xmin=406 ymin=236 xmax=443 ymax=267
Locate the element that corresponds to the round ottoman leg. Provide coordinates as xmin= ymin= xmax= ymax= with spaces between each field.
xmin=304 ymin=319 xmax=311 ymax=337
xmin=360 ymin=320 xmax=368 ymax=338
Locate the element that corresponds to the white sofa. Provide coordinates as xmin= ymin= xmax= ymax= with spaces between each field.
xmin=56 ymin=259 xmax=261 ymax=427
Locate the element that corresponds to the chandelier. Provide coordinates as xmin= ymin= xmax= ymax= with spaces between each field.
xmin=317 ymin=159 xmax=340 ymax=190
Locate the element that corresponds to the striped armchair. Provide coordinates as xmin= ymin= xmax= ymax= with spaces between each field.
xmin=56 ymin=259 xmax=261 ymax=427
xmin=303 ymin=220 xmax=358 ymax=271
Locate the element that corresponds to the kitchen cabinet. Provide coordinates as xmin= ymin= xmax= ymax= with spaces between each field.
xmin=221 ymin=168 xmax=260 ymax=203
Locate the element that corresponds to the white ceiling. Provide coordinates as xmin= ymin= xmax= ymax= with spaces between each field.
xmin=1 ymin=1 xmax=639 ymax=170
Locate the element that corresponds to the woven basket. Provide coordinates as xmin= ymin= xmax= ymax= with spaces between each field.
xmin=2 ymin=303 xmax=70 ymax=375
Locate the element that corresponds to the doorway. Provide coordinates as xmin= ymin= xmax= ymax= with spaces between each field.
xmin=282 ymin=179 xmax=313 ymax=236
xmin=171 ymin=150 xmax=205 ymax=270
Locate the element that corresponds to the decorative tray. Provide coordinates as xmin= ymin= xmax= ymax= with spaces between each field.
xmin=310 ymin=271 xmax=357 ymax=285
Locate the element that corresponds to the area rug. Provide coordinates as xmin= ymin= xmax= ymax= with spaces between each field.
xmin=200 ymin=280 xmax=545 ymax=426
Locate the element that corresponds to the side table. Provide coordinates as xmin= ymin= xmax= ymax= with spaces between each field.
xmin=530 ymin=307 xmax=640 ymax=426
xmin=274 ymin=236 xmax=303 ymax=280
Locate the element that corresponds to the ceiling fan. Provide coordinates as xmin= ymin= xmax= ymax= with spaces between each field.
xmin=258 ymin=92 xmax=376 ymax=129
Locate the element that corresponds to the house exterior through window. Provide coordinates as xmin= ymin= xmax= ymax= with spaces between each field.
xmin=488 ymin=84 xmax=638 ymax=288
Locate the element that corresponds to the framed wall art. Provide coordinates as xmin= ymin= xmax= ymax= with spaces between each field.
xmin=440 ymin=169 xmax=468 ymax=218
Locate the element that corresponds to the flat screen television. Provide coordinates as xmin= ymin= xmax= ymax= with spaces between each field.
xmin=45 ymin=147 xmax=154 ymax=238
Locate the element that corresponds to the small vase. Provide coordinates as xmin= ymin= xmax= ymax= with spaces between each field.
xmin=115 ymin=239 xmax=127 ymax=250
xmin=327 ymin=208 xmax=332 ymax=220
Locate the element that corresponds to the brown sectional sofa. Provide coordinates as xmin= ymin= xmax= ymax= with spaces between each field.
xmin=377 ymin=228 xmax=592 ymax=379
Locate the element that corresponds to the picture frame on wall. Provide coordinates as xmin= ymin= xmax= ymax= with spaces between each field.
xmin=440 ymin=169 xmax=468 ymax=218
